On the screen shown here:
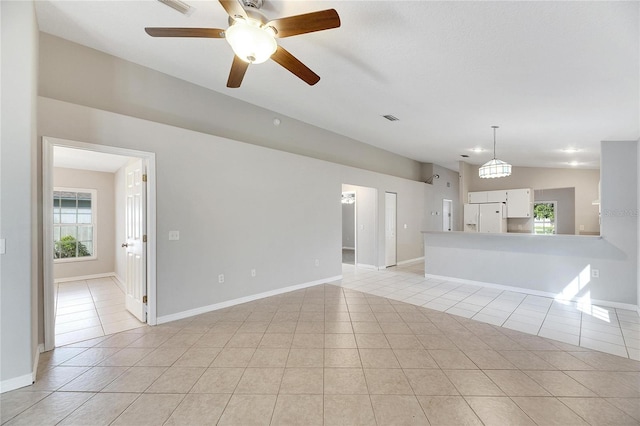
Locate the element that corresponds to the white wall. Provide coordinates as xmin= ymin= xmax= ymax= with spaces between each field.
xmin=38 ymin=33 xmax=423 ymax=182
xmin=463 ymin=164 xmax=600 ymax=235
xmin=39 ymin=98 xmax=343 ymax=318
xmin=1 ymin=0 xmax=39 ymax=392
xmin=341 ymin=169 xmax=426 ymax=267
xmin=424 ymin=164 xmax=461 ymax=232
xmin=53 ymin=167 xmax=116 ymax=279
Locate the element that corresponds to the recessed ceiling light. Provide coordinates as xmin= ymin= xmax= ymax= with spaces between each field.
xmin=471 ymin=148 xmax=484 ymax=153
xmin=562 ymin=148 xmax=581 ymax=153
xmin=568 ymin=161 xmax=579 ymax=166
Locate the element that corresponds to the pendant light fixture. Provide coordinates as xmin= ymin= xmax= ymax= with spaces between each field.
xmin=479 ymin=125 xmax=512 ymax=179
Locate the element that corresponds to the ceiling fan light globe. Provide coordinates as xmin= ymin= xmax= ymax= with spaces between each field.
xmin=479 ymin=159 xmax=512 ymax=179
xmin=225 ymin=20 xmax=277 ymax=64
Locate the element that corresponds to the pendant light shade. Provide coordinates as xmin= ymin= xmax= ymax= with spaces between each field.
xmin=479 ymin=126 xmax=511 ymax=179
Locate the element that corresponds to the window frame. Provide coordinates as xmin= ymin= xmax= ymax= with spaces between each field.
xmin=53 ymin=187 xmax=98 ymax=263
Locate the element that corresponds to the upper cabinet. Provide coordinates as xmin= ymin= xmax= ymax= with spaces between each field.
xmin=506 ymin=188 xmax=533 ymax=218
xmin=467 ymin=188 xmax=533 ymax=218
xmin=468 ymin=190 xmax=507 ymax=204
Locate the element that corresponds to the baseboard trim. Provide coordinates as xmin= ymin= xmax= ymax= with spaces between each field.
xmin=1 ymin=342 xmax=41 ymax=394
xmin=0 ymin=373 xmax=34 ymax=394
xmin=397 ymin=256 xmax=425 ymax=266
xmin=112 ymin=274 xmax=126 ymax=293
xmin=54 ymin=272 xmax=115 ymax=284
xmin=156 ymin=275 xmax=343 ymax=325
xmin=424 ymin=273 xmax=639 ymax=312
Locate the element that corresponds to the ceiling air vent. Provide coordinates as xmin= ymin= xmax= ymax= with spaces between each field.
xmin=158 ymin=0 xmax=194 ymax=16
xmin=382 ymin=114 xmax=399 ymax=122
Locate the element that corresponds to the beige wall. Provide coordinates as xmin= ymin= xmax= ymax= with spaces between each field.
xmin=53 ymin=167 xmax=115 ymax=279
xmin=463 ymin=164 xmax=600 ymax=235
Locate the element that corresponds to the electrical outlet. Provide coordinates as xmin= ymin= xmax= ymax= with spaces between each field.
xmin=314 ymin=259 xmax=319 ymax=267
xmin=403 ymin=224 xmax=407 ymax=229
xmin=168 ymin=231 xmax=180 ymax=241
xmin=580 ymin=225 xmax=585 ymax=231
xmin=218 ymin=274 xmax=225 ymax=283
xmin=251 ymin=269 xmax=256 ymax=277
xmin=591 ymin=269 xmax=599 ymax=278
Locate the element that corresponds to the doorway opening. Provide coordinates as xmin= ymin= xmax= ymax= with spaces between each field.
xmin=534 ymin=201 xmax=557 ymax=235
xmin=385 ymin=192 xmax=397 ymax=267
xmin=442 ymin=199 xmax=453 ymax=231
xmin=43 ymin=137 xmax=157 ymax=351
xmin=341 ymin=191 xmax=356 ymax=265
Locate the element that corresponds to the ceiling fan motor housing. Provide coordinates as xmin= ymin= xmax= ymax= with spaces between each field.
xmin=242 ymin=0 xmax=263 ymax=9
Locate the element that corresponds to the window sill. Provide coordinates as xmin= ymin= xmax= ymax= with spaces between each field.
xmin=54 ymin=256 xmax=97 ymax=264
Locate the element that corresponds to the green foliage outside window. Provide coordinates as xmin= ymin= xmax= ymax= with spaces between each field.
xmin=55 ymin=235 xmax=91 ymax=259
xmin=534 ymin=203 xmax=555 ymax=221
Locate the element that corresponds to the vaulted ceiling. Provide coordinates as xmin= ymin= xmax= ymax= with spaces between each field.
xmin=35 ymin=0 xmax=639 ymax=170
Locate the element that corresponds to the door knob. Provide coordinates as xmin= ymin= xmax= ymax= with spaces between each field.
xmin=121 ymin=243 xmax=129 ymax=248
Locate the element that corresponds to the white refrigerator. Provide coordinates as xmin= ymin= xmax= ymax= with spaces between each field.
xmin=464 ymin=203 xmax=507 ymax=233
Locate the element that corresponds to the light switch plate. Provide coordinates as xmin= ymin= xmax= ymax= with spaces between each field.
xmin=0 ymin=238 xmax=5 ymax=254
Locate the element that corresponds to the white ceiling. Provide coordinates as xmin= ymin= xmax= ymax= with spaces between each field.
xmin=35 ymin=0 xmax=639 ymax=171
xmin=54 ymin=146 xmax=132 ymax=172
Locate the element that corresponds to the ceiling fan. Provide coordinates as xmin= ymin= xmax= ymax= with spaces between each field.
xmin=145 ymin=0 xmax=341 ymax=88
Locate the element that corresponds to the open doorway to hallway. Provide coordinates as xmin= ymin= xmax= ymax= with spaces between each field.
xmin=341 ymin=184 xmax=377 ymax=269
xmin=43 ymin=137 xmax=157 ymax=350
xmin=341 ymin=191 xmax=356 ymax=265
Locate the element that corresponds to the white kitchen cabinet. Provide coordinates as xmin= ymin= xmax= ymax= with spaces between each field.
xmin=468 ymin=190 xmax=507 ymax=204
xmin=487 ymin=190 xmax=507 ymax=203
xmin=506 ymin=188 xmax=533 ymax=218
xmin=468 ymin=192 xmax=487 ymax=204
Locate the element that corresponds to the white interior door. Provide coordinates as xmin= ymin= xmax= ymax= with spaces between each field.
xmin=124 ymin=159 xmax=146 ymax=322
xmin=442 ymin=199 xmax=453 ymax=231
xmin=385 ymin=192 xmax=397 ymax=267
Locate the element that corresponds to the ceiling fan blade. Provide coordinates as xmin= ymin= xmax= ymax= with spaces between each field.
xmin=267 ymin=9 xmax=340 ymax=38
xmin=145 ymin=27 xmax=225 ymax=38
xmin=219 ymin=0 xmax=247 ymax=20
xmin=271 ymin=46 xmax=320 ymax=86
xmin=227 ymin=55 xmax=249 ymax=88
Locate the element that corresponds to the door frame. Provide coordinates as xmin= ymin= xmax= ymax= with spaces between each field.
xmin=442 ymin=199 xmax=453 ymax=231
xmin=42 ymin=136 xmax=157 ymax=351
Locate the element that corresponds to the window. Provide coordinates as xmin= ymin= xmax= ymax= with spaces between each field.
xmin=534 ymin=201 xmax=556 ymax=235
xmin=53 ymin=189 xmax=96 ymax=261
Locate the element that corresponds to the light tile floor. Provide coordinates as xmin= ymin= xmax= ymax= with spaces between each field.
xmin=55 ymin=277 xmax=146 ymax=346
xmin=3 ymin=266 xmax=640 ymax=425
xmin=339 ymin=262 xmax=640 ymax=361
